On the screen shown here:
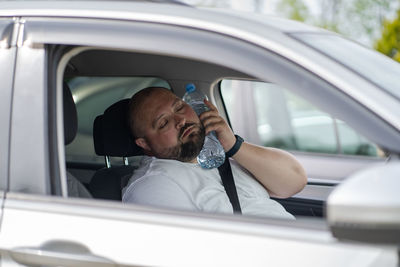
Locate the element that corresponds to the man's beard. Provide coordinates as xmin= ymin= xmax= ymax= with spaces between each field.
xmin=153 ymin=123 xmax=205 ymax=162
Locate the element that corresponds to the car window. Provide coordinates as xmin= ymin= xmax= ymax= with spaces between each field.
xmin=220 ymin=79 xmax=384 ymax=158
xmin=65 ymin=76 xmax=170 ymax=165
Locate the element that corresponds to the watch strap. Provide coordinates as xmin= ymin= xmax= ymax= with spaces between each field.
xmin=225 ymin=135 xmax=244 ymax=158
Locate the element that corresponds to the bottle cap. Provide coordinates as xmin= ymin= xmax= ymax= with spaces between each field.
xmin=185 ymin=83 xmax=196 ymax=93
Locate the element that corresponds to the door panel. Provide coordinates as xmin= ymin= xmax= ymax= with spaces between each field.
xmin=0 ymin=193 xmax=396 ymax=267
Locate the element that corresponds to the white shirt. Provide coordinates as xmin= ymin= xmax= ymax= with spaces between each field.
xmin=122 ymin=156 xmax=294 ymax=219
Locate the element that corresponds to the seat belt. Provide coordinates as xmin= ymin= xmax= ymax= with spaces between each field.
xmin=218 ymin=158 xmax=242 ymax=214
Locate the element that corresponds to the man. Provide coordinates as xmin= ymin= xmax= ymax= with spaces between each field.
xmin=122 ymin=87 xmax=307 ymax=219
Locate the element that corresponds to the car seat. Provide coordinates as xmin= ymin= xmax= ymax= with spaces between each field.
xmin=64 ymin=82 xmax=92 ymax=198
xmin=90 ymin=99 xmax=144 ymax=200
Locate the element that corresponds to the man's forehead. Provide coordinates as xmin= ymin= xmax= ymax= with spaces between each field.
xmin=139 ymin=90 xmax=180 ymax=122
xmin=143 ymin=90 xmax=179 ymax=108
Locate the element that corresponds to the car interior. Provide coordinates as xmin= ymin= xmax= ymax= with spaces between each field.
xmin=90 ymin=98 xmax=139 ymax=200
xmin=62 ymin=47 xmax=391 ymax=219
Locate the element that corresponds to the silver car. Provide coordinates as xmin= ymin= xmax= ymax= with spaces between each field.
xmin=0 ymin=1 xmax=399 ymax=266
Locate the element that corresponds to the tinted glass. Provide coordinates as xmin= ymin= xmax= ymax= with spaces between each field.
xmin=221 ymin=80 xmax=383 ymax=157
xmin=65 ymin=77 xmax=170 ymax=164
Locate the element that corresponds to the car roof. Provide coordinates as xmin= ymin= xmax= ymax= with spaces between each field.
xmin=0 ymin=0 xmax=325 ymax=35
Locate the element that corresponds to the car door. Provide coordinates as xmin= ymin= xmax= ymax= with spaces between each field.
xmin=0 ymin=18 xmax=18 ymax=230
xmin=0 ymin=8 xmax=398 ymax=267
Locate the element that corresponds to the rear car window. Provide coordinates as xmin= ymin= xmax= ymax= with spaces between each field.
xmin=65 ymin=76 xmax=170 ymax=164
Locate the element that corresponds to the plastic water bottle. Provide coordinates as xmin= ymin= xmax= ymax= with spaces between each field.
xmin=183 ymin=83 xmax=225 ymax=169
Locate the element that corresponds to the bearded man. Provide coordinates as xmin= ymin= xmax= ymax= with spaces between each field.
xmin=122 ymin=87 xmax=307 ymax=219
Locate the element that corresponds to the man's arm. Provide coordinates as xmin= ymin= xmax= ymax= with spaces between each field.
xmin=200 ymin=100 xmax=307 ymax=198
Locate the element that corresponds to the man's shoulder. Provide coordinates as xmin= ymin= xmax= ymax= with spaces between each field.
xmin=131 ymin=156 xmax=174 ymax=179
xmin=121 ymin=162 xmax=193 ymax=205
xmin=140 ymin=156 xmax=202 ymax=177
xmin=124 ymin=156 xmax=208 ymax=196
xmin=125 ymin=157 xmax=186 ymax=189
xmin=141 ymin=156 xmax=183 ymax=170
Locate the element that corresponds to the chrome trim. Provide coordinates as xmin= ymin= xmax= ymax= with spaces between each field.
xmin=123 ymin=157 xmax=129 ymax=166
xmin=105 ymin=156 xmax=111 ymax=169
xmin=307 ymin=178 xmax=340 ymax=186
xmin=16 ymin=18 xmax=25 ymax=47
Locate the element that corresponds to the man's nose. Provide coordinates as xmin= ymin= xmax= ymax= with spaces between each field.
xmin=175 ymin=114 xmax=186 ymax=128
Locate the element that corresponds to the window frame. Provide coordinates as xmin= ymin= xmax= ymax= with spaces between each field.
xmin=0 ymin=19 xmax=16 ymax=192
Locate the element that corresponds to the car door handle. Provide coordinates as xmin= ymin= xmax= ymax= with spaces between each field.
xmin=10 ymin=240 xmax=116 ymax=267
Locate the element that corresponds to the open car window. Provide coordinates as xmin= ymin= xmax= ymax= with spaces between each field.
xmin=65 ymin=76 xmax=170 ymax=165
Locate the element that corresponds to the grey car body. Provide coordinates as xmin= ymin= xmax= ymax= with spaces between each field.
xmin=0 ymin=1 xmax=399 ymax=266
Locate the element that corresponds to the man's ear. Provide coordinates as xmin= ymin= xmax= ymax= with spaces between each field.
xmin=135 ymin=137 xmax=151 ymax=151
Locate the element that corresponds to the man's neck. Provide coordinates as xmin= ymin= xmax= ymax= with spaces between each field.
xmin=189 ymin=158 xmax=198 ymax=164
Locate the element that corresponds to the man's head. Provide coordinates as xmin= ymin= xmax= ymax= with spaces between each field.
xmin=128 ymin=87 xmax=205 ymax=162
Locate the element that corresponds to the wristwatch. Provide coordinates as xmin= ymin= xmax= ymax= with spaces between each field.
xmin=225 ymin=134 xmax=244 ymax=158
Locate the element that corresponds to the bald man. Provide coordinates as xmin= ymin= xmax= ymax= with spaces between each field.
xmin=122 ymin=87 xmax=306 ymax=218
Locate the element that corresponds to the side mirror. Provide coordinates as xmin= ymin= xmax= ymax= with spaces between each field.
xmin=327 ymin=162 xmax=400 ymax=244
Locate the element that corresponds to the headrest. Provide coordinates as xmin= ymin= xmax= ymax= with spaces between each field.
xmin=93 ymin=99 xmax=143 ymax=157
xmin=63 ymin=82 xmax=78 ymax=145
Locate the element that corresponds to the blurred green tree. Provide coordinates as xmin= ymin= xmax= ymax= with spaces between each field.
xmin=275 ymin=0 xmax=398 ymax=47
xmin=346 ymin=0 xmax=393 ymax=42
xmin=375 ymin=9 xmax=400 ymax=62
xmin=317 ymin=0 xmax=342 ymax=32
xmin=276 ymin=0 xmax=309 ymax=22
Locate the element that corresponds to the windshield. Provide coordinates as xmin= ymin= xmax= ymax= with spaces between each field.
xmin=292 ymin=33 xmax=400 ymax=101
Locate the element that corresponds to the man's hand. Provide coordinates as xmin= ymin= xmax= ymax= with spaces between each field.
xmin=199 ymin=99 xmax=236 ymax=152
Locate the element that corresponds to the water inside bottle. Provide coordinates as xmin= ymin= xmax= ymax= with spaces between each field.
xmin=197 ymin=154 xmax=225 ymax=169
xmin=183 ymin=91 xmax=225 ymax=169
xmin=197 ymin=132 xmax=225 ymax=169
xmin=190 ymin=101 xmax=209 ymax=115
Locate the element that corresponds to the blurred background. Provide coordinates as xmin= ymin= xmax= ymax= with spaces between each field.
xmin=181 ymin=0 xmax=400 ymax=62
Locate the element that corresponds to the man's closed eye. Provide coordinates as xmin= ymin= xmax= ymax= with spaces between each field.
xmin=159 ymin=120 xmax=168 ymax=129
